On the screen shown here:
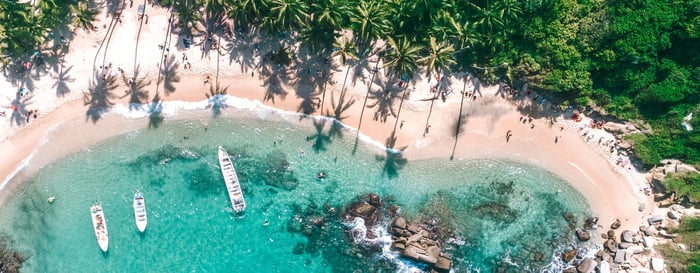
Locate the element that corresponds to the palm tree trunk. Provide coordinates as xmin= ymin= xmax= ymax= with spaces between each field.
xmin=423 ymin=71 xmax=441 ymax=136
xmin=133 ymin=0 xmax=147 ymax=76
xmin=154 ymin=10 xmax=173 ymax=97
xmin=355 ymin=57 xmax=381 ymax=140
xmin=389 ymin=85 xmax=407 ymax=148
xmin=450 ymin=76 xmax=469 ymax=160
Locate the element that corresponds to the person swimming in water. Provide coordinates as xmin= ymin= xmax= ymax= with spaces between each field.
xmin=316 ymin=171 xmax=326 ymax=179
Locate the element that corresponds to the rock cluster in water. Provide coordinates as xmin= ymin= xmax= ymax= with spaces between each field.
xmin=342 ymin=193 xmax=452 ymax=273
xmin=387 ymin=217 xmax=452 ymax=273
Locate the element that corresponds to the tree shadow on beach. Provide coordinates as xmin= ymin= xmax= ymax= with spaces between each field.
xmin=159 ymin=54 xmax=181 ymax=95
xmin=52 ymin=64 xmax=75 ymax=97
xmin=375 ymin=147 xmax=408 ymax=179
xmin=306 ymin=118 xmax=332 ymax=153
xmin=8 ymin=92 xmax=34 ymax=127
xmin=325 ymin=88 xmax=357 ymax=140
xmin=84 ymin=76 xmax=119 ymax=123
xmin=148 ymin=92 xmax=164 ymax=129
xmin=120 ymin=65 xmax=151 ymax=110
xmin=366 ymin=80 xmax=400 ymax=124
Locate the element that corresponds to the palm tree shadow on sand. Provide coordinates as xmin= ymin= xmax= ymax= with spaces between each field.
xmin=84 ymin=75 xmax=119 ymax=123
xmin=120 ymin=65 xmax=151 ymax=110
xmin=159 ymin=55 xmax=181 ymax=95
xmin=52 ymin=64 xmax=75 ymax=97
xmin=325 ymin=87 xmax=357 ymax=140
xmin=8 ymin=92 xmax=34 ymax=127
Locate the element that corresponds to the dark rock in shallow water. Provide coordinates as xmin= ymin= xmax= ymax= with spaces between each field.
xmin=563 ymin=249 xmax=578 ymax=262
xmin=584 ymin=216 xmax=599 ymax=229
xmin=293 ymin=242 xmax=305 ymax=255
xmin=563 ymin=212 xmax=577 ymax=228
xmin=368 ymin=193 xmax=382 ymax=207
xmin=577 ymin=258 xmax=596 ymax=273
xmin=391 ymin=217 xmax=407 ymax=230
xmin=610 ymin=219 xmax=621 ymax=229
xmin=576 ymin=229 xmax=591 ymax=241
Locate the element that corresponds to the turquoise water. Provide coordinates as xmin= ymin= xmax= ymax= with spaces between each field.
xmin=0 ymin=106 xmax=590 ymax=272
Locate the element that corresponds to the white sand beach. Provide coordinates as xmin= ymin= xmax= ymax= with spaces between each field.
xmin=0 ymin=3 xmax=651 ymax=234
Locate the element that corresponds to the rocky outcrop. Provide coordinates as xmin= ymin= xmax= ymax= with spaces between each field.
xmin=388 ymin=216 xmax=452 ymax=273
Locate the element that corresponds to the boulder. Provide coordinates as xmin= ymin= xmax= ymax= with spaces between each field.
xmin=643 ymin=237 xmax=654 ymax=248
xmin=647 ymin=215 xmax=664 ymax=225
xmin=392 ymin=242 xmax=406 ymax=250
xmin=577 ymin=258 xmax=596 ymax=273
xmin=598 ymin=260 xmax=611 ymax=273
xmin=435 ymin=256 xmax=451 ymax=272
xmin=584 ymin=216 xmax=599 ymax=229
xmin=610 ymin=219 xmax=622 ymax=229
xmin=651 ymin=258 xmax=664 ymax=272
xmin=392 ymin=217 xmax=407 ymax=230
xmin=407 ymin=233 xmax=423 ymax=243
xmin=607 ymin=230 xmax=617 ymax=240
xmin=368 ymin=193 xmax=382 ymax=207
xmin=354 ymin=203 xmax=376 ymax=218
xmin=668 ymin=210 xmax=680 ymax=220
xmin=619 ymin=242 xmax=634 ymax=249
xmin=576 ymin=229 xmax=591 ymax=241
xmin=563 ymin=267 xmax=577 ymax=273
xmin=563 ymin=249 xmax=577 ymax=262
xmin=427 ymin=246 xmax=441 ymax=260
xmin=407 ymin=223 xmax=421 ymax=233
xmin=402 ymin=246 xmax=420 ymax=260
xmin=614 ymin=251 xmax=627 ymax=263
xmin=604 ymin=239 xmax=617 ymax=252
xmin=621 ymin=230 xmax=635 ymax=243
xmin=417 ymin=254 xmax=437 ymax=265
xmin=628 ymin=245 xmax=644 ymax=254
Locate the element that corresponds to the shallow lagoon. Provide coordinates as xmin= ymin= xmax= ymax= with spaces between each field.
xmin=0 ymin=106 xmax=590 ymax=272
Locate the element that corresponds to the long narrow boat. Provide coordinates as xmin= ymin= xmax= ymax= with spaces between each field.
xmin=133 ymin=191 xmax=147 ymax=232
xmin=90 ymin=204 xmax=109 ymax=252
xmin=218 ymin=146 xmax=246 ymax=213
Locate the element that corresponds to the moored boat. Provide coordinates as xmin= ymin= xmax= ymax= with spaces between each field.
xmin=218 ymin=146 xmax=246 ymax=213
xmin=90 ymin=204 xmax=109 ymax=252
xmin=133 ymin=191 xmax=147 ymax=232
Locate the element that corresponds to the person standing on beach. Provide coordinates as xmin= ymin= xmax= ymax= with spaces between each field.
xmin=506 ymin=130 xmax=512 ymax=142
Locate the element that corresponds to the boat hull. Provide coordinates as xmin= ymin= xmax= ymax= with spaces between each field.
xmin=133 ymin=192 xmax=147 ymax=232
xmin=218 ymin=146 xmax=247 ymax=213
xmin=90 ymin=204 xmax=109 ymax=252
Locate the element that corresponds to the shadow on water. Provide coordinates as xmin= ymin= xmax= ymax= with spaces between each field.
xmin=148 ymin=92 xmax=164 ymax=129
xmin=205 ymin=83 xmax=229 ymax=117
xmin=306 ymin=119 xmax=332 ymax=153
xmin=159 ymin=54 xmax=181 ymax=95
xmin=375 ymin=147 xmax=408 ymax=179
xmin=12 ymin=191 xmax=55 ymax=263
xmin=52 ymin=64 xmax=75 ymax=97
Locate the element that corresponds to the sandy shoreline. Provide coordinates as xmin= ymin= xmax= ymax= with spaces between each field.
xmin=0 ymin=4 xmax=650 ymax=234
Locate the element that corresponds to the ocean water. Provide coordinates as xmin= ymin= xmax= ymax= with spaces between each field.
xmin=0 ymin=101 xmax=591 ymax=273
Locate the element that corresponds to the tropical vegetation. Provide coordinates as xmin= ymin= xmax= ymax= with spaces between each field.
xmin=658 ymin=216 xmax=700 ymax=272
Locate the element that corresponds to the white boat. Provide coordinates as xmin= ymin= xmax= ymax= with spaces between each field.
xmin=218 ymin=146 xmax=246 ymax=213
xmin=133 ymin=191 xmax=147 ymax=232
xmin=90 ymin=204 xmax=109 ymax=252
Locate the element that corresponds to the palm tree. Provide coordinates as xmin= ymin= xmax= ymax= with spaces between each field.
xmin=332 ymin=37 xmax=358 ymax=103
xmin=350 ymin=0 xmax=390 ymax=55
xmin=264 ymin=0 xmax=308 ymax=33
xmin=226 ymin=0 xmax=269 ymax=27
xmin=70 ymin=2 xmax=98 ymax=32
xmin=354 ymin=48 xmax=384 ymax=152
xmin=300 ymin=0 xmax=344 ymax=54
xmin=419 ymin=37 xmax=456 ymax=136
xmin=174 ymin=0 xmax=204 ymax=33
xmin=494 ymin=0 xmax=522 ymax=26
xmin=383 ymin=36 xmax=422 ymax=145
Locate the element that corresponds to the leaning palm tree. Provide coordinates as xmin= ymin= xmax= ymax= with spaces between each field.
xmin=332 ymin=37 xmax=358 ymax=101
xmin=383 ymin=36 xmax=422 ymax=146
xmin=174 ymin=0 xmax=204 ymax=33
xmin=419 ymin=37 xmax=456 ymax=136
